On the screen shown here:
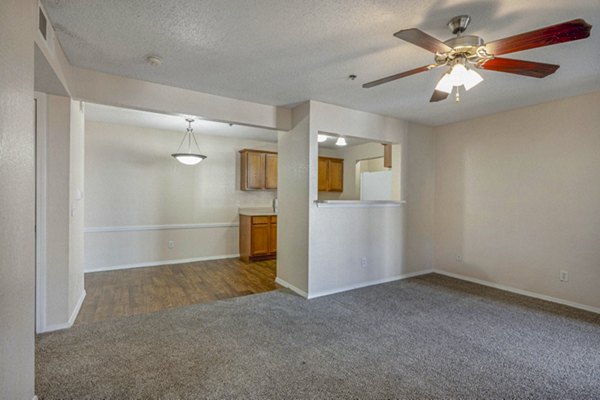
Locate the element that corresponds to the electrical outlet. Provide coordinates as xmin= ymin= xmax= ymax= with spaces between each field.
xmin=560 ymin=270 xmax=569 ymax=282
xmin=168 ymin=240 xmax=175 ymax=249
xmin=456 ymin=254 xmax=463 ymax=263
xmin=361 ymin=256 xmax=368 ymax=268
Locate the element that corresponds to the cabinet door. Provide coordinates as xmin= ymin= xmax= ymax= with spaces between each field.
xmin=251 ymin=224 xmax=270 ymax=256
xmin=245 ymin=152 xmax=265 ymax=189
xmin=265 ymin=153 xmax=278 ymax=189
xmin=328 ymin=159 xmax=344 ymax=192
xmin=269 ymin=222 xmax=277 ymax=254
xmin=318 ymin=157 xmax=329 ymax=191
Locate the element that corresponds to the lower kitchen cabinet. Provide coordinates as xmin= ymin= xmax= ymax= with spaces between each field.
xmin=239 ymin=214 xmax=277 ymax=263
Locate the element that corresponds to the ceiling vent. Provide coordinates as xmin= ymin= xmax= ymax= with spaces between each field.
xmin=37 ymin=1 xmax=55 ymax=57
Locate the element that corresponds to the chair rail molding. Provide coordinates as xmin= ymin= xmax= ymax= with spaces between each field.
xmin=84 ymin=222 xmax=239 ymax=233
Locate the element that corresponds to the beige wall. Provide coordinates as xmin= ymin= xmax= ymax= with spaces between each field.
xmin=38 ymin=95 xmax=86 ymax=332
xmin=405 ymin=123 xmax=435 ymax=272
xmin=44 ymin=95 xmax=71 ymax=327
xmin=308 ymin=101 xmax=431 ymax=297
xmin=434 ymin=91 xmax=600 ymax=309
xmin=69 ymin=100 xmax=85 ymax=315
xmin=84 ymin=121 xmax=277 ymax=271
xmin=71 ymin=67 xmax=291 ymax=131
xmin=276 ymin=102 xmax=311 ymax=294
xmin=0 ymin=0 xmax=35 ymax=398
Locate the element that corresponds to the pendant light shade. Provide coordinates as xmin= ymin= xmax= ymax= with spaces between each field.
xmin=172 ymin=118 xmax=207 ymax=165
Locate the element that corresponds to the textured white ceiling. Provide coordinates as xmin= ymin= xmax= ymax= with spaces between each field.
xmin=85 ymin=103 xmax=279 ymax=142
xmin=86 ymin=102 xmax=370 ymax=147
xmin=43 ymin=0 xmax=600 ymax=126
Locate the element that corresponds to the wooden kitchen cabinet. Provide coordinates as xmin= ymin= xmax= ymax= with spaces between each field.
xmin=240 ymin=149 xmax=277 ymax=190
xmin=265 ymin=153 xmax=278 ymax=189
xmin=318 ymin=156 xmax=344 ymax=192
xmin=240 ymin=214 xmax=277 ymax=263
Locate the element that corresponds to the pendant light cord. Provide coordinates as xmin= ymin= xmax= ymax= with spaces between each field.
xmin=175 ymin=119 xmax=202 ymax=154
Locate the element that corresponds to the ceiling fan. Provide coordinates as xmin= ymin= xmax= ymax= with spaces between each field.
xmin=363 ymin=16 xmax=592 ymax=102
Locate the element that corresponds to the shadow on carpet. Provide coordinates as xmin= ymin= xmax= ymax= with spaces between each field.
xmin=36 ymin=273 xmax=600 ymax=399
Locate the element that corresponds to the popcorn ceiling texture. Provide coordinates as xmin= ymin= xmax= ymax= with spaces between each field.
xmin=42 ymin=0 xmax=600 ymax=125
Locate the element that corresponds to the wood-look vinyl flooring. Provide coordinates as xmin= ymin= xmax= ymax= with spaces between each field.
xmin=75 ymin=258 xmax=277 ymax=325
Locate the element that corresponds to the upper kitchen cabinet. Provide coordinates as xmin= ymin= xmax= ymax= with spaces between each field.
xmin=240 ymin=149 xmax=278 ymax=190
xmin=318 ymin=156 xmax=344 ymax=192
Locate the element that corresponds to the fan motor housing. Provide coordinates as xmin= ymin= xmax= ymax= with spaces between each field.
xmin=435 ymin=35 xmax=486 ymax=65
xmin=444 ymin=35 xmax=484 ymax=49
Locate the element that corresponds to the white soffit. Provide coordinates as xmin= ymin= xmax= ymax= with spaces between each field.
xmin=85 ymin=103 xmax=278 ymax=143
xmin=43 ymin=0 xmax=600 ymax=126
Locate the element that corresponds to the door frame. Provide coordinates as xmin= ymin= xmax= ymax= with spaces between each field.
xmin=34 ymin=91 xmax=48 ymax=333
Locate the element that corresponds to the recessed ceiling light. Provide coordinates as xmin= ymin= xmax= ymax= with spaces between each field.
xmin=317 ymin=134 xmax=328 ymax=142
xmin=146 ymin=55 xmax=163 ymax=66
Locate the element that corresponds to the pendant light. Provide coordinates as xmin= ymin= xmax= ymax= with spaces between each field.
xmin=171 ymin=118 xmax=207 ymax=165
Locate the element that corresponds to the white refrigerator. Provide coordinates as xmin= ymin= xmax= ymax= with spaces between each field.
xmin=360 ymin=170 xmax=392 ymax=201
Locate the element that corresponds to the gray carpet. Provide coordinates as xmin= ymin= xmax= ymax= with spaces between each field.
xmin=36 ymin=274 xmax=600 ymax=399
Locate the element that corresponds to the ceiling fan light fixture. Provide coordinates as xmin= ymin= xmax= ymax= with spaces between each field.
xmin=335 ymin=137 xmax=347 ymax=146
xmin=318 ymin=134 xmax=329 ymax=143
xmin=463 ymin=69 xmax=484 ymax=91
xmin=448 ymin=63 xmax=468 ymax=86
xmin=435 ymin=73 xmax=454 ymax=94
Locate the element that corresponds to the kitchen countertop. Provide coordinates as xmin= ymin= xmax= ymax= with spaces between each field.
xmin=239 ymin=207 xmax=277 ymax=216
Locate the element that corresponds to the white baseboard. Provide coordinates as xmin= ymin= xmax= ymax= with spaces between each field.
xmin=39 ymin=290 xmax=87 ymax=333
xmin=275 ymin=277 xmax=309 ymax=298
xmin=86 ymin=254 xmax=241 ymax=273
xmin=307 ymin=269 xmax=434 ymax=299
xmin=433 ymin=269 xmax=600 ymax=315
xmin=68 ymin=289 xmax=87 ymax=325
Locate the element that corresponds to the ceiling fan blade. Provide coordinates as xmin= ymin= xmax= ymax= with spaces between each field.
xmin=430 ymin=90 xmax=450 ymax=102
xmin=394 ymin=28 xmax=452 ymax=54
xmin=485 ymin=19 xmax=592 ymax=56
xmin=363 ymin=65 xmax=436 ymax=88
xmin=478 ymin=57 xmax=559 ymax=78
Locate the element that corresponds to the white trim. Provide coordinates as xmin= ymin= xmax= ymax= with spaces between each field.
xmin=86 ymin=254 xmax=241 ymax=273
xmin=38 ymin=290 xmax=86 ymax=333
xmin=307 ymin=269 xmax=433 ymax=299
xmin=433 ymin=269 xmax=600 ymax=315
xmin=275 ymin=277 xmax=309 ymax=298
xmin=84 ymin=222 xmax=239 ymax=233
xmin=68 ymin=290 xmax=86 ymax=326
xmin=34 ymin=91 xmax=48 ymax=334
xmin=314 ymin=200 xmax=405 ymax=208
xmin=41 ymin=321 xmax=71 ymax=333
